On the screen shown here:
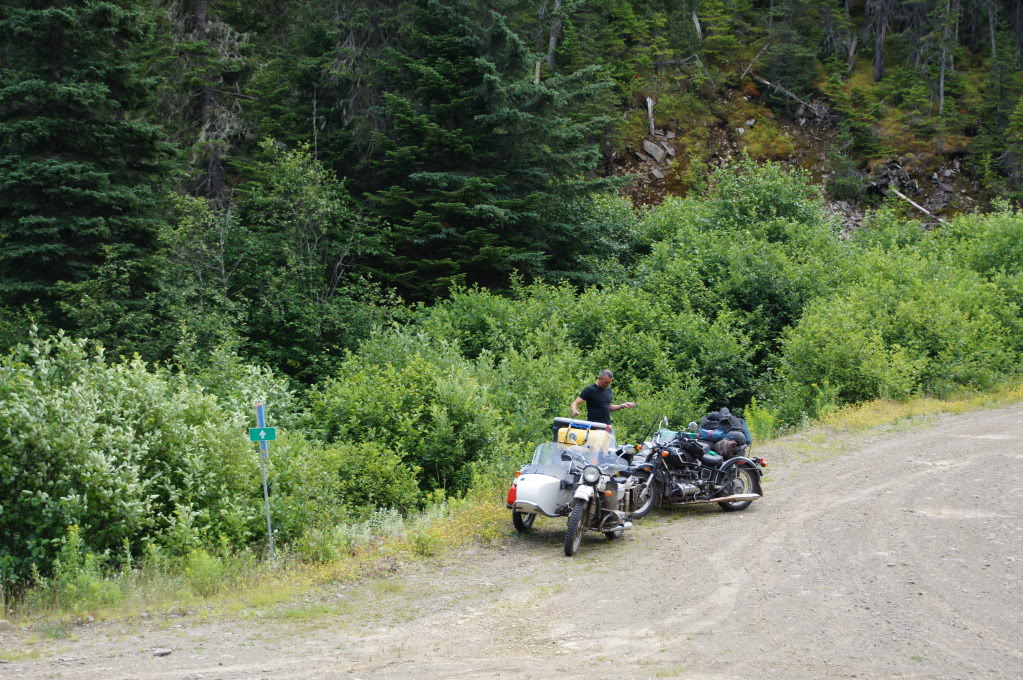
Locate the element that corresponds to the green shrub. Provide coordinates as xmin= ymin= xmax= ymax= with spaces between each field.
xmin=183 ymin=548 xmax=226 ymax=597
xmin=826 ymin=174 xmax=866 ymax=201
xmin=24 ymin=526 xmax=122 ymax=615
xmin=743 ymin=396 xmax=780 ymax=442
xmin=271 ymin=436 xmax=421 ymax=541
xmin=309 ymin=354 xmax=508 ymax=494
xmin=775 ymin=247 xmax=1021 ymax=416
xmin=0 ymin=333 xmax=264 ymax=583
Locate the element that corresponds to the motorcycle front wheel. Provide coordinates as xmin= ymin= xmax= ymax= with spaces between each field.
xmin=512 ymin=510 xmax=536 ymax=532
xmin=718 ymin=467 xmax=756 ymax=512
xmin=564 ymin=498 xmax=586 ymax=556
xmin=630 ymin=478 xmax=659 ymax=519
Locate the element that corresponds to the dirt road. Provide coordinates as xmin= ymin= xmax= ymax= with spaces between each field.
xmin=4 ymin=405 xmax=1022 ymax=679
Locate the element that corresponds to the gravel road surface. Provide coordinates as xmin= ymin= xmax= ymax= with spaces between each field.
xmin=3 ymin=404 xmax=1021 ymax=679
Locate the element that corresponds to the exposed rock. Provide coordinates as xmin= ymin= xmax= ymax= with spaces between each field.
xmin=666 ymin=131 xmax=676 ymax=139
xmin=153 ymin=648 xmax=174 ymax=657
xmin=736 ymin=127 xmax=745 ymax=135
xmin=634 ymin=151 xmax=655 ymax=163
xmin=642 ymin=139 xmax=666 ymax=163
xmin=665 ymin=145 xmax=676 ymax=156
xmin=0 ymin=620 xmax=13 ymax=631
xmin=745 ymin=119 xmax=755 ymax=128
xmin=867 ymin=160 xmax=919 ymax=197
xmin=650 ymin=168 xmax=665 ymax=180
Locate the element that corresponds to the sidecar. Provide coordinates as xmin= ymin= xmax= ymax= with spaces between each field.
xmin=506 ymin=418 xmax=618 ymax=530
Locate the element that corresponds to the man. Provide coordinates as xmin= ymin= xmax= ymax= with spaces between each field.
xmin=570 ymin=369 xmax=636 ymax=425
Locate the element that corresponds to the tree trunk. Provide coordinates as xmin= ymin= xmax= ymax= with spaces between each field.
xmin=873 ymin=20 xmax=887 ymax=81
xmin=1015 ymin=0 xmax=1023 ymax=64
xmin=939 ymin=0 xmax=952 ymax=116
xmin=546 ymin=0 xmax=562 ymax=67
xmin=989 ymin=0 xmax=999 ymax=59
xmin=692 ymin=11 xmax=703 ymax=41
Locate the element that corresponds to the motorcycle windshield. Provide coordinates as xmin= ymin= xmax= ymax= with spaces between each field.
xmin=531 ymin=437 xmax=626 ymax=470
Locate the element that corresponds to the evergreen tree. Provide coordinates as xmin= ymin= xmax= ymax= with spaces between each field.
xmin=368 ymin=0 xmax=616 ymax=298
xmin=245 ymin=0 xmax=409 ymax=196
xmin=0 ymin=0 xmax=174 ymax=313
xmin=146 ymin=0 xmax=252 ymax=206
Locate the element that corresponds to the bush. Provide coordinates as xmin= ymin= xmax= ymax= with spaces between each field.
xmin=183 ymin=548 xmax=226 ymax=597
xmin=775 ymin=248 xmax=1021 ymax=417
xmin=0 ymin=333 xmax=264 ymax=583
xmin=271 ymin=436 xmax=421 ymax=542
xmin=309 ymin=353 xmax=508 ymax=495
xmin=23 ymin=526 xmax=123 ymax=615
xmin=826 ymin=174 xmax=866 ymax=201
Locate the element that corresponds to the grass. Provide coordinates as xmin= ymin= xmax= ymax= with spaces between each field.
xmin=4 ymin=483 xmax=511 ymax=627
xmin=818 ymin=381 xmax=1023 ymax=433
xmin=0 ymin=648 xmax=42 ymax=661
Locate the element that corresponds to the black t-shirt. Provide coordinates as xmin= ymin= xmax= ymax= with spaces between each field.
xmin=579 ymin=383 xmax=613 ymax=424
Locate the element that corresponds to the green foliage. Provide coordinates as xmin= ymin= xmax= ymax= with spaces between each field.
xmin=309 ymin=352 xmax=508 ymax=494
xmin=182 ymin=548 xmax=226 ymax=598
xmin=0 ymin=0 xmax=174 ymax=315
xmin=850 ymin=208 xmax=925 ymax=251
xmin=24 ymin=526 xmax=123 ymax=615
xmin=777 ymin=247 xmax=1021 ymax=414
xmin=367 ymin=0 xmax=617 ymax=298
xmin=271 ymin=436 xmax=422 ymax=542
xmin=0 ymin=333 xmax=263 ymax=583
xmin=158 ymin=142 xmax=397 ymax=382
xmin=743 ymin=396 xmax=779 ymax=442
xmin=232 ymin=140 xmax=393 ymax=381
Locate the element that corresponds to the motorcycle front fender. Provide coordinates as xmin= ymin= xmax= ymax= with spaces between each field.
xmin=573 ymin=485 xmax=595 ymax=503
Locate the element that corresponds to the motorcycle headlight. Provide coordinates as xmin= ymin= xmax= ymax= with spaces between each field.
xmin=582 ymin=465 xmax=601 ymax=484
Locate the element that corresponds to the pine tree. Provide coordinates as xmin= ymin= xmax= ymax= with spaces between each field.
xmin=244 ymin=0 xmax=409 ymax=197
xmin=368 ymin=0 xmax=616 ymax=298
xmin=146 ymin=0 xmax=252 ymax=206
xmin=0 ymin=0 xmax=174 ymax=311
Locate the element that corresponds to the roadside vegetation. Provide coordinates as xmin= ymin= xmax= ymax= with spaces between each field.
xmin=2 ymin=161 xmax=1022 ymax=625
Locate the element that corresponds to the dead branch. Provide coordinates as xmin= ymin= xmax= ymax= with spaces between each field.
xmin=888 ymin=188 xmax=952 ymax=227
xmin=740 ymin=42 xmax=771 ymax=81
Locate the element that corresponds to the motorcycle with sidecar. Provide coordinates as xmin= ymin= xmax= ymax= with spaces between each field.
xmin=506 ymin=417 xmax=646 ymax=556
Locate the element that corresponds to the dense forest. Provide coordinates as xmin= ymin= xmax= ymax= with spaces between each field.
xmin=1 ymin=1 xmax=1022 ymax=589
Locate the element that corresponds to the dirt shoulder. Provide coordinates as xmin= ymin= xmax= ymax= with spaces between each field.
xmin=3 ymin=404 xmax=1022 ymax=679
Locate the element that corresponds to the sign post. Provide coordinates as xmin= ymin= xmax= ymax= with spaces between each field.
xmin=254 ymin=402 xmax=275 ymax=561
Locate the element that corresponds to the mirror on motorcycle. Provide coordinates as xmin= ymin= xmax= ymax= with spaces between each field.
xmin=687 ymin=421 xmax=698 ymax=431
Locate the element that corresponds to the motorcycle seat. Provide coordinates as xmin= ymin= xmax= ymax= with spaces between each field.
xmin=701 ymin=453 xmax=723 ymax=467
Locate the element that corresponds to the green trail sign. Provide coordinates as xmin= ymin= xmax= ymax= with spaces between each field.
xmin=249 ymin=427 xmax=277 ymax=442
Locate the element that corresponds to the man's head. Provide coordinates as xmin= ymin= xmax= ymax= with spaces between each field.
xmin=595 ymin=369 xmax=614 ymax=388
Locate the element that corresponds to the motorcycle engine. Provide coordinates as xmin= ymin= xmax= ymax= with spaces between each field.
xmin=669 ymin=480 xmax=700 ymax=500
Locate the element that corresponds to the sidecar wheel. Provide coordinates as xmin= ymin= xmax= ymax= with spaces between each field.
xmin=564 ymin=499 xmax=586 ymax=556
xmin=718 ymin=466 xmax=756 ymax=512
xmin=630 ymin=479 xmax=659 ymax=519
xmin=512 ymin=511 xmax=535 ymax=532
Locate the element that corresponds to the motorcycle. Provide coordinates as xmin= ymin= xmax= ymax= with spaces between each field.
xmin=506 ymin=417 xmax=645 ymax=556
xmin=629 ymin=417 xmax=766 ymax=518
